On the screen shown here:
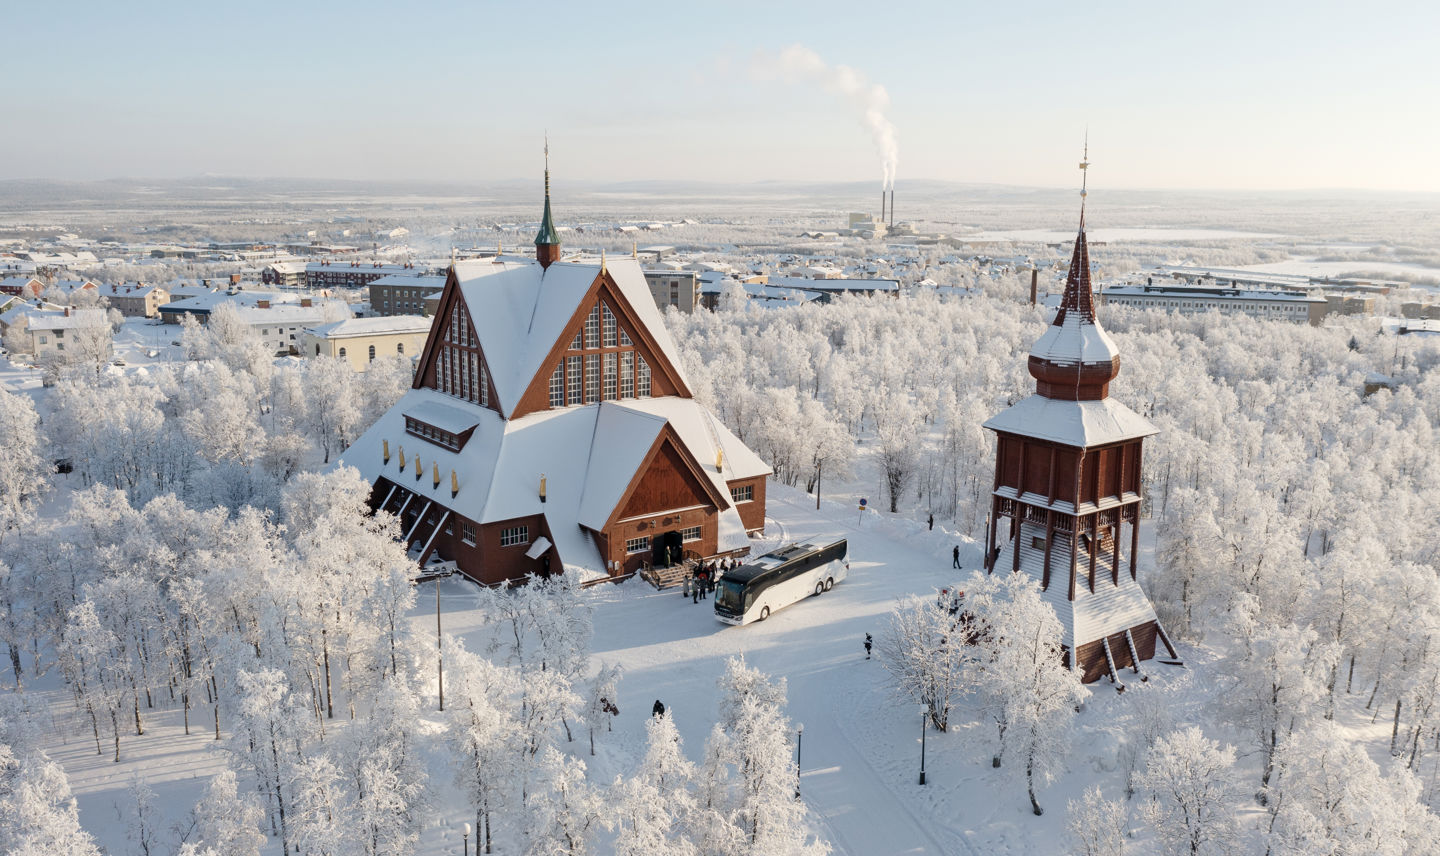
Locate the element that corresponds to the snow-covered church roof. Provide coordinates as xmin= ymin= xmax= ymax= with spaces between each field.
xmin=451 ymin=256 xmax=691 ymax=418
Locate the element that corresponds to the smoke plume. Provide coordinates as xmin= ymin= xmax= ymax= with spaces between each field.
xmin=752 ymin=44 xmax=898 ymax=190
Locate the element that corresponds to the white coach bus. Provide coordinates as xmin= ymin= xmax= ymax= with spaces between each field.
xmin=714 ymin=539 xmax=849 ymax=626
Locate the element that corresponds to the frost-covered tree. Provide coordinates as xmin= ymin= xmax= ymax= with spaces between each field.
xmin=289 ymin=753 xmax=350 ymax=856
xmin=586 ymin=661 xmax=623 ymax=755
xmin=1066 ymin=785 xmax=1127 ymax=856
xmin=188 ymin=770 xmax=265 ymax=856
xmin=523 ymin=746 xmax=604 ymax=856
xmin=125 ymin=773 xmax=160 ymax=856
xmin=876 ymin=590 xmax=971 ymax=731
xmin=1137 ymin=727 xmax=1239 ymax=856
xmin=0 ymin=742 xmax=103 ymax=856
xmin=965 ymin=570 xmax=1087 ymax=815
xmin=610 ymin=712 xmax=697 ymax=856
xmin=445 ymin=637 xmax=519 ymax=855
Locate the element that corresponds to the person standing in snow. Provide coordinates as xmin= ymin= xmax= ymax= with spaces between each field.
xmin=928 ymin=513 xmax=934 ymax=531
xmin=864 ymin=633 xmax=873 ymax=659
xmin=696 ymin=565 xmax=708 ymax=600
xmin=692 ymin=574 xmax=700 ymax=604
xmin=952 ymin=545 xmax=960 ymax=569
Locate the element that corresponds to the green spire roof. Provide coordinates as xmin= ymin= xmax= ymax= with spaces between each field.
xmin=534 ymin=153 xmax=560 ymax=248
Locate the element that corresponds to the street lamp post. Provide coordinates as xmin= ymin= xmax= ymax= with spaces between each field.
xmin=436 ymin=573 xmax=445 ymax=711
xmin=415 ymin=568 xmax=457 ymax=712
xmin=918 ymin=704 xmax=928 ymax=785
xmin=462 ymin=822 xmax=471 ymax=856
xmin=795 ymin=723 xmax=805 ymax=799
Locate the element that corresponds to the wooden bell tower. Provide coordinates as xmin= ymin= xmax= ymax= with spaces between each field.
xmin=981 ymin=148 xmax=1177 ymax=684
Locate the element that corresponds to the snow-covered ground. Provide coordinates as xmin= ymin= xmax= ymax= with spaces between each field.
xmin=24 ymin=482 xmax=1236 ymax=855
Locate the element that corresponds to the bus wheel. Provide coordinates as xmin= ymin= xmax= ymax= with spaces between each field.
xmin=823 ymin=578 xmax=834 ymax=591
xmin=815 ymin=582 xmax=824 ymax=597
xmin=759 ymin=606 xmax=770 ymax=621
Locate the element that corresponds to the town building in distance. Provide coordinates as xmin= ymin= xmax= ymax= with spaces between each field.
xmin=302 ymin=316 xmax=432 ymax=370
xmin=1100 ymin=280 xmax=1327 ymax=325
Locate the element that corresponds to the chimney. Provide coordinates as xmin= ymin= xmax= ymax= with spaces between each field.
xmin=257 ymin=299 xmax=270 ymax=309
xmin=539 ymin=474 xmax=547 ymax=504
xmin=301 ymin=297 xmax=312 ymax=307
xmin=889 ymin=189 xmax=895 ymax=229
xmin=451 ymin=469 xmax=459 ymax=498
xmin=230 ymin=273 xmax=241 ymax=285
xmin=433 ymin=462 xmax=441 ymax=489
xmin=383 ymin=439 xmax=390 ymax=464
xmin=64 ymin=307 xmax=70 ymax=317
xmin=880 ymin=189 xmax=886 ymax=224
xmin=1030 ymin=268 xmax=1038 ymax=306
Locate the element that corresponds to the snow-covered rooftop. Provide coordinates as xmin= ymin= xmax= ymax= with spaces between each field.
xmin=340 ymin=388 xmax=766 ymax=572
xmin=1029 ymin=309 xmax=1120 ymax=365
xmin=983 ymin=394 xmax=1157 ymax=448
xmin=450 ymin=256 xmax=691 ymax=419
xmin=305 ymin=315 xmax=432 ymax=339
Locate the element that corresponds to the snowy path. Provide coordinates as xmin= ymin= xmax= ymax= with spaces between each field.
xmin=586 ymin=486 xmax=987 ymax=855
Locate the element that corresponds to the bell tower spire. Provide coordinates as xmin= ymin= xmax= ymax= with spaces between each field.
xmin=534 ymin=135 xmax=561 ymax=269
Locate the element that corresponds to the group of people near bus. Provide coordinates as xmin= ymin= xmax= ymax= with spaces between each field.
xmin=684 ymin=557 xmax=739 ymax=603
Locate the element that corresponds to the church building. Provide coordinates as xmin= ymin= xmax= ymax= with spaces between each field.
xmin=982 ymin=160 xmax=1178 ymax=683
xmin=338 ymin=159 xmax=769 ymax=585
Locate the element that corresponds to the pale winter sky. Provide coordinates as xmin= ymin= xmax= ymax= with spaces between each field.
xmin=4 ymin=0 xmax=1437 ymax=191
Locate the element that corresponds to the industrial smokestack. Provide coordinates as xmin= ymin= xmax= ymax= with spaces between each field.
xmin=1030 ymin=268 xmax=1038 ymax=306
xmin=880 ymin=190 xmax=886 ymax=225
xmin=888 ymin=189 xmax=894 ymax=229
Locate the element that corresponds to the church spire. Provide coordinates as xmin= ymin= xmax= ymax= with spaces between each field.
xmin=1054 ymin=136 xmax=1096 ymax=326
xmin=1025 ymin=140 xmax=1120 ymax=401
xmin=534 ymin=136 xmax=561 ymax=269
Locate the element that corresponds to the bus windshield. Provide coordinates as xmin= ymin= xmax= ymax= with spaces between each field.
xmin=715 ymin=579 xmax=745 ymax=613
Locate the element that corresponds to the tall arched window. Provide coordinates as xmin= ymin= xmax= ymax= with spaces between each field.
xmin=338 ymin=347 xmax=347 ymax=358
xmin=369 ymin=344 xmax=376 ymax=362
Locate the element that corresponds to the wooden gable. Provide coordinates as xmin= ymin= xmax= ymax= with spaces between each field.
xmin=413 ymin=267 xmax=499 ymax=412
xmin=511 ymin=268 xmax=693 ymax=419
xmin=607 ymin=424 xmax=729 ymax=529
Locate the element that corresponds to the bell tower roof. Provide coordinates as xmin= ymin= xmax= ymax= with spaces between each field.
xmin=1026 ymin=143 xmax=1120 ymax=400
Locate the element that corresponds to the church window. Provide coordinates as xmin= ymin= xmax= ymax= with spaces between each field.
xmin=681 ymin=526 xmax=701 ymax=542
xmin=620 ymin=351 xmax=633 ymax=398
xmin=730 ymin=484 xmax=753 ymax=503
xmin=584 ymin=304 xmax=600 ymax=349
xmin=602 ymin=302 xmax=617 ymax=347
xmin=476 ymin=353 xmax=488 ymax=407
xmin=625 ymin=535 xmax=651 ymax=554
xmin=637 ymin=354 xmax=651 ymax=397
xmin=619 ymin=327 xmax=632 ymax=347
xmin=549 ymin=363 xmax=564 ymax=407
xmin=461 ymin=521 xmax=476 ymax=545
xmin=500 ymin=526 xmax=529 ymax=547
xmin=585 ymin=354 xmax=600 ymax=403
xmin=567 ymin=355 xmax=582 ymax=405
xmin=603 ymin=352 xmax=616 ymax=399
xmin=460 ymin=349 xmax=471 ymax=399
xmin=570 ymin=332 xmax=581 ymax=350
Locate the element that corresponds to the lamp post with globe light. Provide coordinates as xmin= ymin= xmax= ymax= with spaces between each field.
xmin=462 ymin=822 xmax=471 ymax=856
